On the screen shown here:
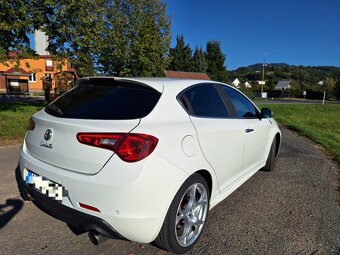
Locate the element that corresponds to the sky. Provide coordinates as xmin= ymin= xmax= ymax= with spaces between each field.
xmin=164 ymin=0 xmax=340 ymax=70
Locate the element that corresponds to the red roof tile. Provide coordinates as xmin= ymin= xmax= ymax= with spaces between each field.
xmin=165 ymin=71 xmax=210 ymax=80
xmin=4 ymin=67 xmax=30 ymax=75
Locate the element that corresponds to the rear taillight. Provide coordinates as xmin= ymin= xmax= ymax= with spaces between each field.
xmin=27 ymin=118 xmax=35 ymax=130
xmin=76 ymin=133 xmax=158 ymax=162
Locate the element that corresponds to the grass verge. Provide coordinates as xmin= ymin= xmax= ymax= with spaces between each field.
xmin=1 ymin=102 xmax=339 ymax=164
xmin=0 ymin=102 xmax=46 ymax=146
xmin=257 ymin=103 xmax=340 ymax=162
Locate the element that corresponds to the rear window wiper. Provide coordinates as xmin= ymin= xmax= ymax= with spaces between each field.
xmin=45 ymin=105 xmax=64 ymax=116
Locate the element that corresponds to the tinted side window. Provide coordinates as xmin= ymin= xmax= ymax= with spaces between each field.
xmin=221 ymin=86 xmax=257 ymax=118
xmin=182 ymin=84 xmax=228 ymax=118
xmin=45 ymin=79 xmax=161 ymax=120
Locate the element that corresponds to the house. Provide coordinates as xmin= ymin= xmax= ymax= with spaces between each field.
xmin=164 ymin=71 xmax=210 ymax=80
xmin=231 ymin=78 xmax=241 ymax=88
xmin=244 ymin=81 xmax=252 ymax=88
xmin=0 ymin=30 xmax=77 ymax=94
xmin=275 ymin=80 xmax=291 ymax=90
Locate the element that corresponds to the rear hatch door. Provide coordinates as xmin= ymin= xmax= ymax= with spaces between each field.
xmin=25 ymin=78 xmax=161 ymax=174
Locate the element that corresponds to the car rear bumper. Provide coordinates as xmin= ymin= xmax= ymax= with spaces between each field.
xmin=19 ymin=141 xmax=189 ymax=243
xmin=19 ymin=176 xmax=124 ymax=240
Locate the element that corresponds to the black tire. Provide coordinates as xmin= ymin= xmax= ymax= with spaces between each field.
xmin=262 ymin=137 xmax=277 ymax=172
xmin=155 ymin=174 xmax=210 ymax=254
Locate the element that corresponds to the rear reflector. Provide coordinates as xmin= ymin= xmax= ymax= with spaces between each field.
xmin=79 ymin=203 xmax=101 ymax=212
xmin=76 ymin=133 xmax=158 ymax=162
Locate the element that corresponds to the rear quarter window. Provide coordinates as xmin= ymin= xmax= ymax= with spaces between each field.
xmin=221 ymin=85 xmax=258 ymax=118
xmin=178 ymin=84 xmax=229 ymax=118
xmin=45 ymin=78 xmax=161 ymax=120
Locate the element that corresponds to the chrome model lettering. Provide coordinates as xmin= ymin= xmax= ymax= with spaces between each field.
xmin=40 ymin=141 xmax=53 ymax=149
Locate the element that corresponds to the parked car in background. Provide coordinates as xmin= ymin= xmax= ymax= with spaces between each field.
xmin=18 ymin=77 xmax=281 ymax=254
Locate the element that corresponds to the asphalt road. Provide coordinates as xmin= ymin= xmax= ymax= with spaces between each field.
xmin=0 ymin=126 xmax=339 ymax=255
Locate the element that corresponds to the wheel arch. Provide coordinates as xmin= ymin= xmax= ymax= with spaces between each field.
xmin=275 ymin=132 xmax=281 ymax=156
xmin=194 ymin=169 xmax=213 ymax=198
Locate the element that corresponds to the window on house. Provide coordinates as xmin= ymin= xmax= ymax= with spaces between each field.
xmin=46 ymin=60 xmax=54 ymax=71
xmin=29 ymin=73 xmax=37 ymax=82
xmin=10 ymin=79 xmax=19 ymax=86
xmin=46 ymin=60 xmax=53 ymax=67
xmin=44 ymin=73 xmax=52 ymax=79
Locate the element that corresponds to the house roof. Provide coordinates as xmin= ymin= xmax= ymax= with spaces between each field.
xmin=275 ymin=80 xmax=291 ymax=89
xmin=164 ymin=71 xmax=210 ymax=80
xmin=8 ymin=51 xmax=52 ymax=59
xmin=2 ymin=67 xmax=30 ymax=76
xmin=244 ymin=81 xmax=252 ymax=87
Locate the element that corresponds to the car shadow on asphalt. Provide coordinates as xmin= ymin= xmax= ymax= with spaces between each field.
xmin=0 ymin=165 xmax=26 ymax=229
xmin=0 ymin=199 xmax=23 ymax=229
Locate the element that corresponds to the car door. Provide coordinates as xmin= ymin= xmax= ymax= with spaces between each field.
xmin=219 ymin=85 xmax=272 ymax=173
xmin=178 ymin=83 xmax=246 ymax=192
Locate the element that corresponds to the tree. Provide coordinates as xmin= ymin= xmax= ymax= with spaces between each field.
xmin=0 ymin=0 xmax=171 ymax=77
xmin=290 ymin=80 xmax=302 ymax=97
xmin=0 ymin=0 xmax=52 ymax=64
xmin=205 ymin=41 xmax=228 ymax=82
xmin=323 ymin=77 xmax=336 ymax=99
xmin=126 ymin=0 xmax=171 ymax=77
xmin=168 ymin=35 xmax=192 ymax=72
xmin=44 ymin=0 xmax=107 ymax=77
xmin=191 ymin=47 xmax=207 ymax=73
xmin=0 ymin=0 xmax=106 ymax=76
xmin=335 ymin=73 xmax=340 ymax=99
xmin=98 ymin=0 xmax=171 ymax=77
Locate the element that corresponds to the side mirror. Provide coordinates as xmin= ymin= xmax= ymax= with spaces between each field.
xmin=261 ymin=108 xmax=273 ymax=119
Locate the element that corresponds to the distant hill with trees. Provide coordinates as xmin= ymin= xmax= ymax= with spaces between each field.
xmin=228 ymin=63 xmax=340 ymax=99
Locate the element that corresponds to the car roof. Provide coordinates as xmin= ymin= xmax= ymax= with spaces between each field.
xmin=81 ymin=76 xmax=223 ymax=93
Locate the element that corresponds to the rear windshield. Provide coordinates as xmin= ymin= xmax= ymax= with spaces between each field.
xmin=44 ymin=78 xmax=161 ymax=120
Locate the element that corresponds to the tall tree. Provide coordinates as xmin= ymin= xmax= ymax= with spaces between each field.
xmin=205 ymin=41 xmax=228 ymax=82
xmin=44 ymin=0 xmax=107 ymax=77
xmin=0 ymin=0 xmax=171 ymax=77
xmin=0 ymin=0 xmax=53 ymax=63
xmin=98 ymin=0 xmax=171 ymax=77
xmin=169 ymin=35 xmax=192 ymax=72
xmin=191 ymin=47 xmax=207 ymax=73
xmin=324 ymin=77 xmax=335 ymax=95
xmin=335 ymin=73 xmax=340 ymax=99
xmin=127 ymin=0 xmax=171 ymax=76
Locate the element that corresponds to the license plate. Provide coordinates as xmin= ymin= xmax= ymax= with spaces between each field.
xmin=24 ymin=170 xmax=64 ymax=202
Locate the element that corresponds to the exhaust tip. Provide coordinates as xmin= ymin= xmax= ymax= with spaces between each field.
xmin=88 ymin=231 xmax=99 ymax=245
xmin=88 ymin=231 xmax=108 ymax=246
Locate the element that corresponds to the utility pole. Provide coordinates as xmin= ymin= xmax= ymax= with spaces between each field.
xmin=322 ymin=90 xmax=326 ymax=105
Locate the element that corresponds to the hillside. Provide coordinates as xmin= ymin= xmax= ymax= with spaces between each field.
xmin=228 ymin=63 xmax=340 ymax=99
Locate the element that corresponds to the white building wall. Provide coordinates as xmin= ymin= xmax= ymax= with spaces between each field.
xmin=34 ymin=30 xmax=49 ymax=55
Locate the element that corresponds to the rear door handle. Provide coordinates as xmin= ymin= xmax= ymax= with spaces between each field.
xmin=245 ymin=128 xmax=254 ymax=133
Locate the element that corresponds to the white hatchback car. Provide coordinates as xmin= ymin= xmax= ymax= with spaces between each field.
xmin=19 ymin=77 xmax=280 ymax=254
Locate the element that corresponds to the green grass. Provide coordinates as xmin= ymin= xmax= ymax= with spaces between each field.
xmin=1 ymin=101 xmax=339 ymax=163
xmin=0 ymin=102 xmax=46 ymax=145
xmin=257 ymin=103 xmax=340 ymax=162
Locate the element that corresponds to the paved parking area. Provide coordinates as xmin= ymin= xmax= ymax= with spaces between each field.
xmin=0 ymin=126 xmax=339 ymax=254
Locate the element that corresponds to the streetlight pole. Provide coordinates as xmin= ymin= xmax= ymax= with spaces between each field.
xmin=260 ymin=50 xmax=275 ymax=94
xmin=261 ymin=61 xmax=266 ymax=94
